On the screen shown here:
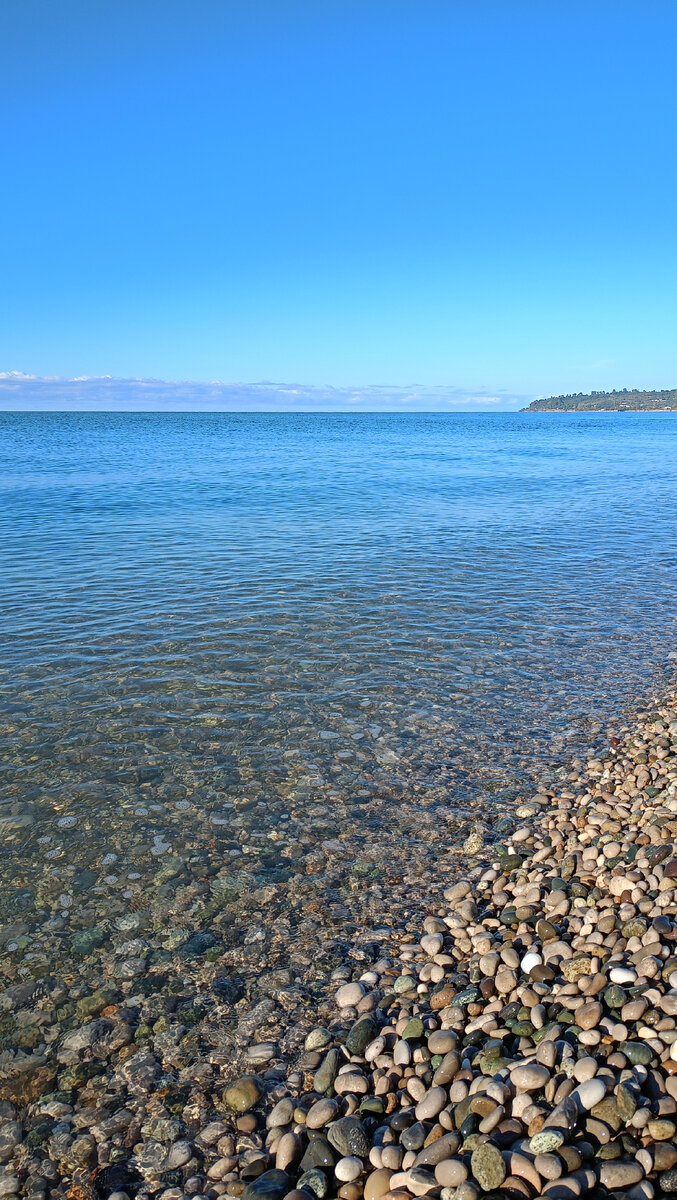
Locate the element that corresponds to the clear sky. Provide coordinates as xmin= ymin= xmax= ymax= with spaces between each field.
xmin=2 ymin=0 xmax=677 ymax=407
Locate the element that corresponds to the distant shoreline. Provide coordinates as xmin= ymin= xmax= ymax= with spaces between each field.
xmin=523 ymin=388 xmax=677 ymax=413
xmin=525 ymin=408 xmax=677 ymax=414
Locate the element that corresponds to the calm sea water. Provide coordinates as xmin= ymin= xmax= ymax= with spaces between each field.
xmin=2 ymin=412 xmax=677 ymax=981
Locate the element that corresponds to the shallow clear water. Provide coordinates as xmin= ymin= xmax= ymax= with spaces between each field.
xmin=2 ymin=412 xmax=677 ymax=990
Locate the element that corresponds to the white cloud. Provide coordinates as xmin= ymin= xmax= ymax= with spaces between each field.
xmin=0 ymin=373 xmax=530 ymax=412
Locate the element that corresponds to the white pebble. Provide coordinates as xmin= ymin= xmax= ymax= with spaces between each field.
xmin=609 ymin=967 xmax=636 ymax=984
xmin=573 ymin=1078 xmax=606 ymax=1110
xmin=334 ymin=1157 xmax=362 ymax=1182
xmin=335 ymin=981 xmax=365 ymax=1008
xmin=521 ymin=952 xmax=543 ymax=974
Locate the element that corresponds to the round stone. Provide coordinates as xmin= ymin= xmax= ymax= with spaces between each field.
xmin=305 ymin=1028 xmax=332 ymax=1051
xmin=306 ymin=1099 xmax=339 ymax=1129
xmin=346 ymin=1017 xmax=376 ymax=1055
xmin=335 ymin=1158 xmax=363 ymax=1183
xmin=529 ymin=1129 xmax=565 ymax=1154
xmin=363 ymin=1169 xmax=392 ymax=1200
xmin=510 ymin=1063 xmax=550 ymax=1091
xmin=521 ymin=952 xmax=543 ymax=974
xmin=267 ymin=1099 xmax=294 ymax=1128
xmin=609 ymin=967 xmax=636 ymax=985
xmin=576 ymin=1001 xmax=602 ymax=1031
xmin=224 ymin=1076 xmax=262 ymax=1114
xmin=434 ymin=1160 xmax=468 ymax=1189
xmin=335 ymin=982 xmax=365 ymax=1008
xmin=470 ymin=1144 xmax=506 ymax=1191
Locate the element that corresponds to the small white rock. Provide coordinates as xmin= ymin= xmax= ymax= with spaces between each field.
xmin=365 ymin=1036 xmax=385 ymax=1062
xmin=521 ymin=952 xmax=543 ymax=974
xmin=421 ymin=933 xmax=443 ymax=956
xmin=609 ymin=967 xmax=636 ymax=984
xmin=335 ymin=982 xmax=365 ymax=1008
xmin=573 ymin=1078 xmax=606 ymax=1110
xmin=335 ymin=1157 xmax=362 ymax=1183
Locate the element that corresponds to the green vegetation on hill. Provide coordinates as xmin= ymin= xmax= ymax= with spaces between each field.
xmin=523 ymin=389 xmax=677 ymax=412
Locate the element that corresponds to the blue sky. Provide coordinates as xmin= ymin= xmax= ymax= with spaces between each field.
xmin=2 ymin=1 xmax=676 ymax=409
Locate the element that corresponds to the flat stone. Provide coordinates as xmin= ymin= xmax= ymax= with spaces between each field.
xmin=598 ymin=1161 xmax=643 ymax=1189
xmin=616 ymin=1080 xmax=639 ymax=1121
xmin=590 ymin=1097 xmax=622 ymax=1132
xmin=406 ymin=1168 xmax=437 ymax=1196
xmin=403 ymin=1018 xmax=425 ymax=1040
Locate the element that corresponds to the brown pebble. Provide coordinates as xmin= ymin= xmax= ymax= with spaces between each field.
xmin=363 ymin=1170 xmax=392 ymax=1200
xmin=236 ymin=1115 xmax=258 ymax=1133
xmin=434 ymin=1160 xmax=468 ymax=1188
xmin=338 ymin=1186 xmax=362 ymax=1200
xmin=503 ymin=1177 xmax=531 ymax=1199
xmin=534 ymin=1153 xmax=561 ymax=1180
xmin=577 ymin=1001 xmax=603 ymax=1030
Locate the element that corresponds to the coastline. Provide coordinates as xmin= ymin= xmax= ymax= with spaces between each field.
xmin=3 ymin=675 xmax=677 ymax=1199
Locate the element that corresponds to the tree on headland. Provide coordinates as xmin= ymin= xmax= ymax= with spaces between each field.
xmin=522 ymin=389 xmax=677 ymax=412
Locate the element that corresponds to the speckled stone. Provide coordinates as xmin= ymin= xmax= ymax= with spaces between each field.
xmin=470 ymin=1144 xmax=506 ymax=1191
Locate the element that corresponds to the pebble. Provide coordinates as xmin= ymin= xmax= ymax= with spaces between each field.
xmin=334 ymin=1158 xmax=363 ymax=1183
xmin=510 ymin=1063 xmax=550 ymax=1091
xmin=363 ymin=1170 xmax=392 ymax=1200
xmin=327 ymin=1118 xmax=371 ymax=1158
xmin=573 ymin=1078 xmax=606 ymax=1111
xmin=335 ymin=983 xmax=365 ymax=1009
xmin=306 ymin=1098 xmax=339 ymax=1129
xmin=470 ymin=1144 xmax=506 ymax=1190
xmin=414 ymin=1086 xmax=446 ymax=1121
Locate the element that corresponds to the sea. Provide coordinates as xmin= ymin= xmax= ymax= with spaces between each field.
xmin=2 ymin=411 xmax=677 ymax=993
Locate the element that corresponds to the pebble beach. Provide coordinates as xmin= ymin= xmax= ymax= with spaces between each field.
xmin=3 ymin=682 xmax=677 ymax=1200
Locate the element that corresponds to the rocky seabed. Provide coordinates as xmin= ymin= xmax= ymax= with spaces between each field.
xmin=5 ymin=689 xmax=677 ymax=1200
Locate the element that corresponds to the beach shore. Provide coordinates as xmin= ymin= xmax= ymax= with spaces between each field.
xmin=3 ymin=680 xmax=677 ymax=1200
